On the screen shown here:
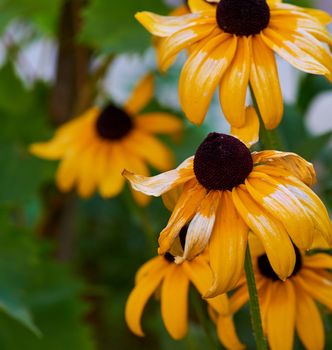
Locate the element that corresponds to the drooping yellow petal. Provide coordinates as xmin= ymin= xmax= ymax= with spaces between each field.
xmin=252 ymin=150 xmax=316 ymax=186
xmin=229 ymin=284 xmax=249 ymax=314
xmin=176 ymin=190 xmax=220 ymax=262
xmin=158 ymin=180 xmax=207 ymax=254
xmin=30 ymin=137 xmax=69 ymax=160
xmin=161 ymin=265 xmax=189 ymax=340
xmin=56 ymin=153 xmax=80 ymax=193
xmin=157 ymin=24 xmax=216 ymax=72
xmin=134 ymin=112 xmax=183 ymax=134
xmin=206 ymin=191 xmax=248 ymax=297
xmin=125 ymin=266 xmax=168 ymax=337
xmin=217 ymin=315 xmax=245 ymax=350
xmin=232 ymin=185 xmax=295 ymax=280
xmin=303 ymin=253 xmax=332 ymax=270
xmin=266 ymin=281 xmax=296 ymax=350
xmin=124 ymin=74 xmax=154 ymax=115
xmin=231 ymin=106 xmax=259 ymax=147
xmin=123 ymin=130 xmax=174 ymax=171
xmin=135 ymin=256 xmax=168 ymax=284
xmin=295 ymin=286 xmax=324 ymax=350
xmin=135 ymin=11 xmax=215 ymax=37
xmin=179 ymin=33 xmax=237 ymax=125
xmin=162 ymin=185 xmax=183 ymax=211
xmin=245 ymin=172 xmax=314 ymax=249
xmin=261 ymin=27 xmax=329 ymax=76
xmin=188 ymin=0 xmax=215 ymax=13
xmin=220 ymin=36 xmax=251 ymax=128
xmin=123 ymin=156 xmax=194 ymax=196
xmin=182 ymin=257 xmax=230 ymax=315
xmin=250 ymin=35 xmax=283 ymax=129
xmin=258 ymin=280 xmax=272 ymax=332
xmin=99 ymin=143 xmax=126 ymax=198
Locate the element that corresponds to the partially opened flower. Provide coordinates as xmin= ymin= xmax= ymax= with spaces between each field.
xmin=136 ymin=0 xmax=332 ymax=132
xmin=229 ymin=236 xmax=332 ymax=350
xmin=125 ymin=228 xmax=243 ymax=349
xmin=124 ymin=132 xmax=332 ymax=295
xmin=30 ymin=74 xmax=182 ymax=205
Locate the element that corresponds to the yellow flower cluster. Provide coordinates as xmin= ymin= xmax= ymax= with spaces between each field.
xmin=29 ymin=0 xmax=332 ymax=349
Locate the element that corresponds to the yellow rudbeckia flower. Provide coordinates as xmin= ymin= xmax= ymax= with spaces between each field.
xmin=125 ymin=241 xmax=244 ymax=349
xmin=136 ymin=0 xmax=332 ymax=131
xmin=30 ymin=74 xmax=182 ymax=205
xmin=124 ymin=132 xmax=332 ymax=295
xmin=228 ymin=236 xmax=332 ymax=350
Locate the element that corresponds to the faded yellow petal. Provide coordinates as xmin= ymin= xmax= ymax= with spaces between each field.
xmin=220 ymin=36 xmax=251 ymax=128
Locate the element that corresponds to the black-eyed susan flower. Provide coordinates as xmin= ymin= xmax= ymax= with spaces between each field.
xmin=125 ymin=228 xmax=244 ymax=349
xmin=30 ymin=74 xmax=182 ymax=205
xmin=124 ymin=132 xmax=332 ymax=295
xmin=229 ymin=236 xmax=332 ymax=350
xmin=136 ymin=0 xmax=332 ymax=132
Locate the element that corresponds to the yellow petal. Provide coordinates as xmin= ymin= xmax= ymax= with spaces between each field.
xmin=125 ymin=265 xmax=167 ymax=337
xmin=134 ymin=112 xmax=183 ymax=134
xmin=123 ymin=156 xmax=194 ymax=196
xmin=179 ymin=33 xmax=237 ymax=125
xmin=250 ymin=35 xmax=283 ymax=129
xmin=252 ymin=150 xmax=316 ymax=186
xmin=206 ymin=191 xmax=248 ymax=297
xmin=135 ymin=256 xmax=168 ymax=284
xmin=245 ymin=172 xmax=314 ymax=249
xmin=188 ymin=0 xmax=215 ymax=13
xmin=161 ymin=265 xmax=189 ymax=339
xmin=158 ymin=180 xmax=207 ymax=255
xmin=232 ymin=185 xmax=295 ymax=280
xmin=303 ymin=253 xmax=332 ymax=270
xmin=295 ymin=286 xmax=325 ymax=350
xmin=56 ymin=153 xmax=79 ymax=193
xmin=220 ymin=36 xmax=251 ymax=128
xmin=231 ymin=106 xmax=259 ymax=147
xmin=124 ymin=74 xmax=154 ymax=115
xmin=162 ymin=185 xmax=184 ymax=211
xmin=123 ymin=130 xmax=174 ymax=171
xmin=135 ymin=11 xmax=215 ymax=37
xmin=176 ymin=190 xmax=220 ymax=262
xmin=261 ymin=27 xmax=330 ymax=76
xmin=217 ymin=315 xmax=245 ymax=350
xmin=266 ymin=281 xmax=296 ymax=350
xmin=229 ymin=284 xmax=249 ymax=314
xmin=157 ymin=23 xmax=216 ymax=72
xmin=30 ymin=137 xmax=68 ymax=160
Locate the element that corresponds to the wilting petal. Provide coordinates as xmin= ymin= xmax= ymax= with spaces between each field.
xmin=124 ymin=74 xmax=154 ymax=115
xmin=176 ymin=190 xmax=220 ymax=262
xmin=123 ymin=156 xmax=194 ymax=196
xmin=206 ymin=191 xmax=248 ymax=297
xmin=158 ymin=181 xmax=207 ymax=254
xmin=217 ymin=315 xmax=245 ymax=350
xmin=231 ymin=106 xmax=259 ymax=147
xmin=125 ymin=266 xmax=168 ymax=336
xmin=250 ymin=35 xmax=283 ymax=129
xmin=220 ymin=36 xmax=251 ymax=128
xmin=179 ymin=33 xmax=237 ymax=125
xmin=295 ymin=286 xmax=324 ymax=350
xmin=252 ymin=150 xmax=316 ymax=186
xmin=135 ymin=11 xmax=215 ymax=37
xmin=303 ymin=253 xmax=332 ymax=270
xmin=232 ymin=185 xmax=295 ymax=280
xmin=158 ymin=24 xmax=216 ymax=71
xmin=261 ymin=27 xmax=329 ymax=75
xmin=162 ymin=185 xmax=184 ymax=211
xmin=267 ymin=281 xmax=296 ymax=350
xmin=182 ymin=257 xmax=230 ymax=315
xmin=245 ymin=172 xmax=314 ymax=249
xmin=135 ymin=112 xmax=183 ymax=134
xmin=161 ymin=265 xmax=189 ymax=340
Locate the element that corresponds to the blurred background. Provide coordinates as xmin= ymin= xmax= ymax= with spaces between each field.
xmin=0 ymin=0 xmax=331 ymax=349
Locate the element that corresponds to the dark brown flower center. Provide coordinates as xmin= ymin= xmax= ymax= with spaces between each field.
xmin=95 ymin=103 xmax=133 ymax=140
xmin=257 ymin=246 xmax=302 ymax=281
xmin=193 ymin=133 xmax=253 ymax=191
xmin=163 ymin=224 xmax=188 ymax=263
xmin=216 ymin=0 xmax=270 ymax=36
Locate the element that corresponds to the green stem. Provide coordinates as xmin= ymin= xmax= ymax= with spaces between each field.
xmin=244 ymin=245 xmax=268 ymax=350
xmin=249 ymin=85 xmax=283 ymax=150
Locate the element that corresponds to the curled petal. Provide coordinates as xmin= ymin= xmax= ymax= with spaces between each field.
xmin=123 ymin=156 xmax=194 ymax=196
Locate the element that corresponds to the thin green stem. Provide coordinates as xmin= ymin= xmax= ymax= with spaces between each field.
xmin=244 ymin=245 xmax=268 ymax=350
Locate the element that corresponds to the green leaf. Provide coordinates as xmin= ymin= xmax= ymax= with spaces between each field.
xmin=80 ymin=0 xmax=169 ymax=54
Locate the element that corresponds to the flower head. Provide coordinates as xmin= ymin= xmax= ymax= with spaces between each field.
xmin=229 ymin=236 xmax=332 ymax=350
xmin=30 ymin=74 xmax=182 ymax=205
xmin=124 ymin=132 xmax=332 ymax=294
xmin=136 ymin=0 xmax=332 ymax=131
xmin=125 ymin=235 xmax=243 ymax=349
